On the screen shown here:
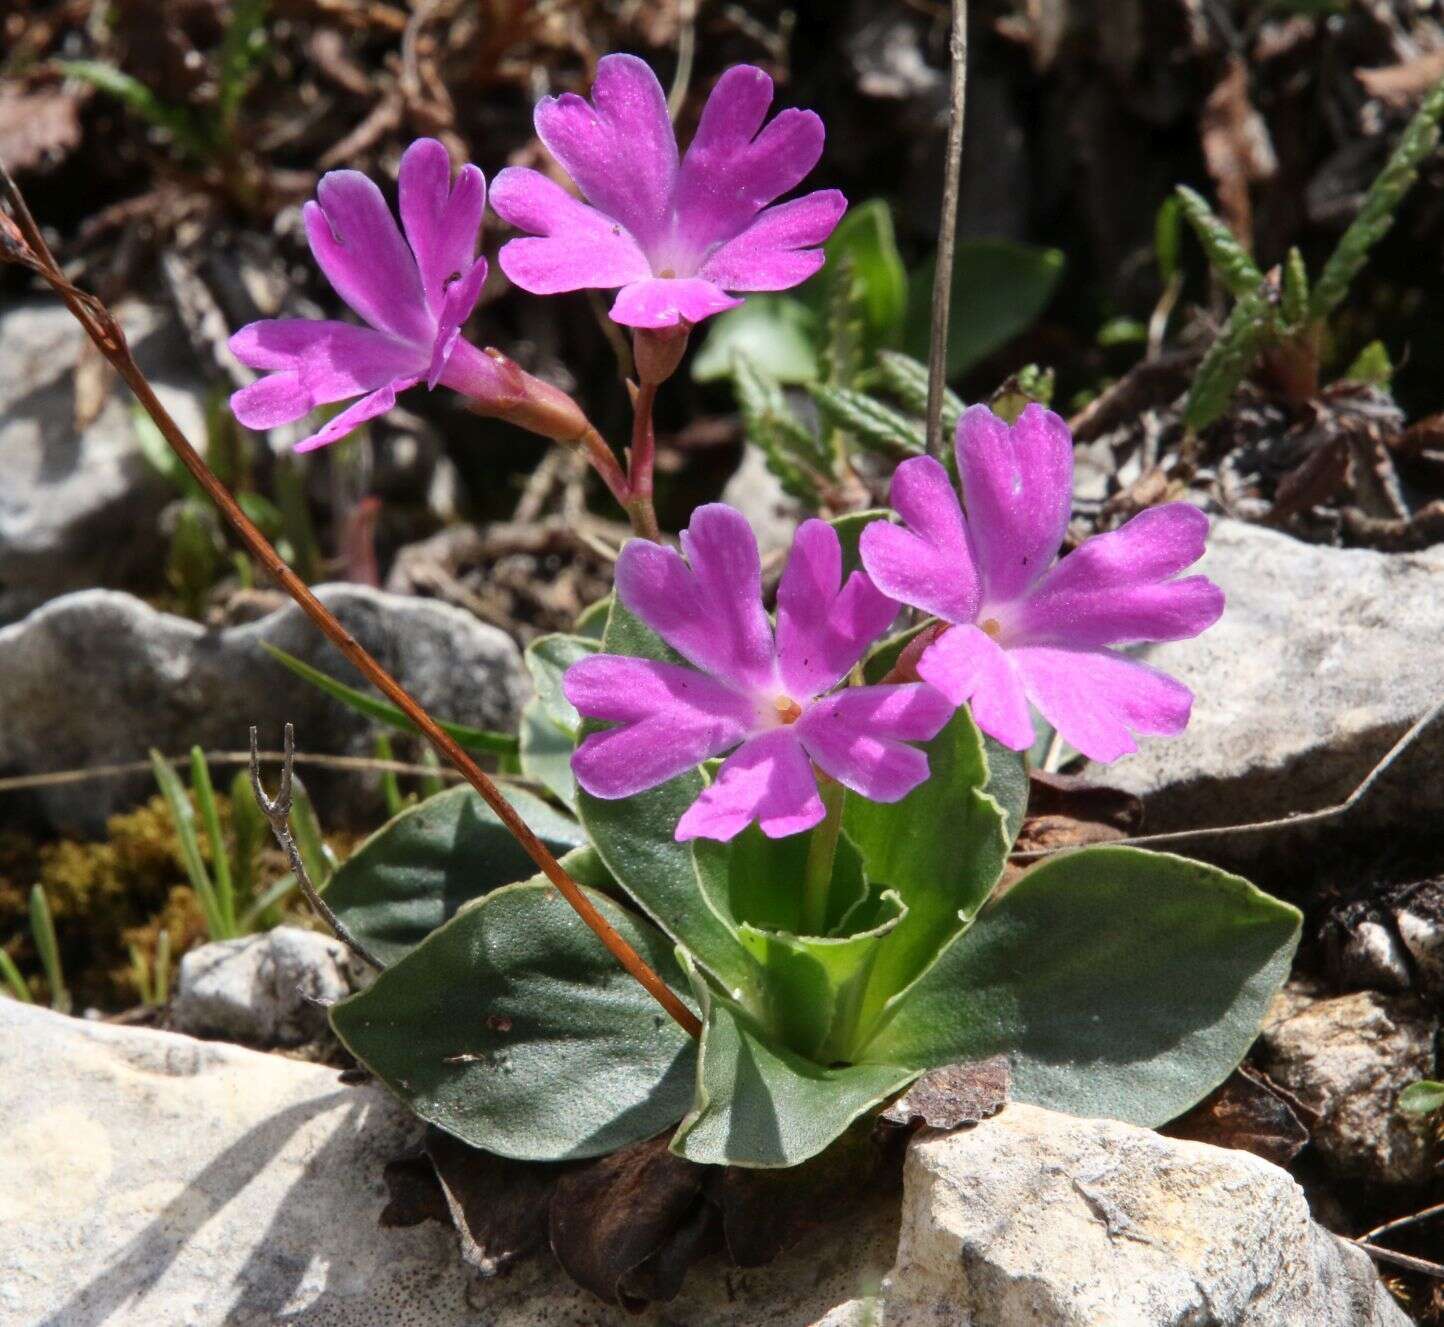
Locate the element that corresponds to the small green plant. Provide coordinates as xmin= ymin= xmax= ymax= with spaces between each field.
xmin=1398 ymin=1080 xmax=1444 ymax=1117
xmin=149 ymin=745 xmax=333 ymax=941
xmin=1 ymin=887 xmax=70 ymax=1011
xmin=1177 ymin=74 xmax=1444 ymax=429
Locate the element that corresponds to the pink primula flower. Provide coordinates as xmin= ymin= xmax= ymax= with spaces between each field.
xmin=491 ymin=55 xmax=847 ymax=330
xmin=229 ymin=138 xmax=504 ymax=452
xmin=860 ymin=404 xmax=1225 ymax=764
xmin=564 ymin=505 xmax=952 ymax=842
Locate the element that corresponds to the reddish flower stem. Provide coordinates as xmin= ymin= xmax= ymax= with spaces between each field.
xmin=0 ymin=163 xmax=700 ymax=1041
xmin=625 ymin=380 xmax=662 ymax=542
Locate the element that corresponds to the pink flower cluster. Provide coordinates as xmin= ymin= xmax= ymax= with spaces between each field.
xmin=569 ymin=406 xmax=1224 ymax=842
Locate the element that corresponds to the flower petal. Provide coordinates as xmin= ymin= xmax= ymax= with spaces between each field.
xmin=1010 ymin=645 xmax=1194 ymax=764
xmin=916 ymin=625 xmax=1034 ymax=752
xmin=1010 ymin=503 xmax=1225 ymax=646
xmin=565 ymin=655 xmax=756 ymax=800
xmin=675 ymin=728 xmax=823 ymax=842
xmin=534 ymin=53 xmax=677 ymax=250
xmin=609 ymin=277 xmax=742 ymax=329
xmin=776 ymin=518 xmax=897 ymax=698
xmin=797 ymin=684 xmax=953 ymax=802
xmin=956 ymin=403 xmax=1073 ymax=603
xmin=427 ymin=256 xmax=489 ymax=389
xmin=492 ymin=167 xmax=652 ymax=294
xmin=698 ymin=190 xmax=846 ymax=292
xmin=860 ymin=456 xmax=981 ymax=625
xmin=292 ymin=375 xmax=419 ymax=453
xmin=615 ymin=504 xmax=776 ymax=694
xmin=228 ymin=319 xmax=422 ymax=427
xmin=304 ymin=173 xmax=431 ymax=344
xmin=397 ymin=138 xmax=486 ymax=321
xmin=675 ymin=65 xmax=826 ymax=256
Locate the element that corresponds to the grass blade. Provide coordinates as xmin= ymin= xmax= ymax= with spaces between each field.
xmin=150 ymin=748 xmax=225 ymax=939
xmin=190 ymin=747 xmax=235 ymax=936
xmin=0 ymin=949 xmax=33 ymax=1003
xmin=29 ymin=886 xmax=70 ymax=1014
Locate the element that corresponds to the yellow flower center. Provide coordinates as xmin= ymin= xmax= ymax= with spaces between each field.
xmin=774 ymin=696 xmax=803 ymax=725
xmin=981 ymin=617 xmax=1003 ymax=640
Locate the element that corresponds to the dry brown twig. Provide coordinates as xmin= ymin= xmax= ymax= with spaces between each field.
xmin=0 ymin=156 xmax=701 ymax=1041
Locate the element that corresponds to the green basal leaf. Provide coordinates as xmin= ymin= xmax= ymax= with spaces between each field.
xmin=828 ymin=508 xmax=890 ymax=580
xmin=844 ymin=705 xmax=1024 ymax=1030
xmin=262 ymin=643 xmax=519 ymax=758
xmin=859 ymin=845 xmax=1302 ymax=1128
xmin=575 ymin=596 xmax=611 ymax=639
xmin=322 ymin=783 xmax=588 ymax=965
xmin=875 ymin=350 xmax=966 ymax=434
xmin=815 ymin=199 xmax=908 ymax=350
xmin=518 ymin=699 xmax=579 ymax=810
xmin=1342 ymin=339 xmax=1393 ymax=386
xmin=523 ymin=633 xmax=598 ymax=736
xmin=906 ymin=240 xmax=1064 ymax=379
xmin=1174 ymin=185 xmax=1265 ymax=300
xmin=331 ymin=881 xmax=696 ymax=1160
xmin=1398 ymin=1080 xmax=1444 ymax=1116
xmin=737 ymin=891 xmax=907 ymax=1063
xmin=808 ymin=384 xmax=925 ymax=457
xmin=671 ymin=957 xmax=918 ymax=1168
xmin=576 ymin=599 xmax=764 ymax=1003
xmin=692 ymin=294 xmax=820 ymax=384
xmin=1183 ymin=284 xmax=1275 ymax=431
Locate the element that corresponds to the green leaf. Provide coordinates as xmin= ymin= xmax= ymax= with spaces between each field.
xmin=331 ymin=881 xmax=696 ymax=1160
xmin=576 ymin=599 xmax=763 ymax=1002
xmin=518 ymin=699 xmax=579 ymax=810
xmin=860 ymin=846 xmax=1302 ymax=1128
xmin=217 ymin=0 xmax=268 ymax=129
xmin=875 ymin=350 xmax=965 ymax=433
xmin=1174 ymin=185 xmax=1265 ymax=299
xmin=828 ymin=508 xmax=890 ymax=580
xmin=59 ymin=60 xmax=213 ymax=158
xmin=843 ymin=706 xmax=1024 ymax=1030
xmin=1155 ymin=194 xmax=1184 ymax=284
xmin=1184 ymin=285 xmax=1275 ymax=431
xmin=522 ymin=633 xmax=596 ymax=735
xmin=261 ymin=643 xmax=519 ymax=758
xmin=671 ymin=960 xmax=917 ymax=1168
xmin=1280 ymin=246 xmax=1310 ymax=329
xmin=1342 ymin=339 xmax=1394 ymax=386
xmin=575 ymin=597 xmax=611 ymax=639
xmin=1097 ymin=317 xmax=1147 ymax=347
xmin=1311 ymin=74 xmax=1444 ymax=322
xmin=692 ymin=295 xmax=820 ymax=384
xmin=808 ymin=384 xmax=925 ymax=457
xmin=322 ymin=783 xmax=588 ymax=965
xmin=816 ymin=199 xmax=908 ymax=350
xmin=1398 ymin=1080 xmax=1444 ymax=1116
xmin=906 ymin=240 xmax=1064 ymax=379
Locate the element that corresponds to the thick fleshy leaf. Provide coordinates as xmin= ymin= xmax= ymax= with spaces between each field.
xmin=304 ymin=173 xmax=431 ymax=344
xmin=519 ymin=699 xmax=579 ymax=809
xmin=576 ymin=599 xmax=763 ymax=1003
xmin=859 ymin=846 xmax=1302 ymax=1128
xmin=1010 ymin=644 xmax=1194 ymax=764
xmin=322 ymin=784 xmax=587 ymax=965
xmin=670 ymin=961 xmax=917 ymax=1168
xmin=859 ymin=456 xmax=979 ymax=625
xmin=775 ymin=518 xmax=897 ymax=698
xmin=534 ymin=53 xmax=677 ymax=250
xmin=331 ymin=881 xmax=696 ymax=1160
xmin=843 ymin=705 xmax=1021 ymax=1032
xmin=956 ymin=403 xmax=1073 ymax=604
xmin=491 ymin=168 xmax=652 ymax=294
xmin=397 ymin=138 xmax=486 ymax=320
xmin=615 ymin=505 xmax=775 ymax=694
xmin=736 ymin=891 xmax=906 ymax=1062
xmin=524 ymin=633 xmax=599 ymax=735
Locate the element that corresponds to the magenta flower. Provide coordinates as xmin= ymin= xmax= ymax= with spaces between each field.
xmin=564 ymin=505 xmax=952 ymax=842
xmin=229 ymin=138 xmax=505 ymax=452
xmin=860 ymin=404 xmax=1225 ymax=764
xmin=490 ymin=56 xmax=847 ymax=331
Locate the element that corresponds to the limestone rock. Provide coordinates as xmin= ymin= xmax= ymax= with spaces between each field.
xmin=1092 ymin=519 xmax=1444 ymax=833
xmin=0 ymin=300 xmax=204 ymax=623
xmin=721 ymin=446 xmax=803 ymax=559
xmin=170 ymin=927 xmax=366 ymax=1046
xmin=879 ymin=1102 xmax=1410 ymax=1327
xmin=1259 ymin=986 xmax=1438 ymax=1184
xmin=0 ymin=584 xmax=528 ymax=834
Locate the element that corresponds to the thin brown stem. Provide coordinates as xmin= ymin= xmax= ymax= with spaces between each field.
xmin=0 ymin=162 xmax=700 ymax=1041
xmin=926 ymin=0 xmax=968 ymax=460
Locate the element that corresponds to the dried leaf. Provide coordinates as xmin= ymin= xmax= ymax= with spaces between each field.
xmin=1200 ymin=57 xmax=1278 ymax=251
xmin=548 ymin=1136 xmax=709 ymax=1309
xmin=1268 ymin=437 xmax=1348 ymax=524
xmin=425 ymin=1128 xmax=556 ymax=1278
xmin=1162 ymin=1064 xmax=1312 ymax=1166
xmin=880 ymin=1056 xmax=1012 ymax=1131
xmin=1358 ymin=51 xmax=1444 ymax=107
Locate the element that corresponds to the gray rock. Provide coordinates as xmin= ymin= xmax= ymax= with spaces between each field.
xmin=1092 ymin=519 xmax=1444 ymax=833
xmin=0 ymin=584 xmax=528 ymax=834
xmin=721 ymin=446 xmax=803 ymax=559
xmin=0 ymin=299 xmax=205 ymax=623
xmin=170 ymin=927 xmax=365 ymax=1046
xmin=1339 ymin=920 xmax=1414 ymax=994
xmin=0 ymin=1002 xmax=896 ymax=1326
xmin=873 ymin=1102 xmax=1410 ymax=1327
xmin=1259 ymin=986 xmax=1438 ymax=1185
xmin=1395 ymin=883 xmax=1444 ymax=996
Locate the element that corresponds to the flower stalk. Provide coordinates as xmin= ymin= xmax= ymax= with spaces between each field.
xmin=801 ymin=774 xmax=846 ymax=936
